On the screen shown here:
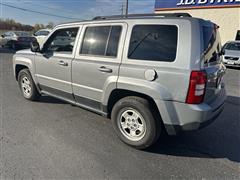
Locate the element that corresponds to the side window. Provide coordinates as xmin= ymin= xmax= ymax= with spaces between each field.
xmin=128 ymin=25 xmax=178 ymax=62
xmin=106 ymin=26 xmax=122 ymax=57
xmin=80 ymin=26 xmax=122 ymax=57
xmin=203 ymin=26 xmax=216 ymax=53
xmin=43 ymin=28 xmax=79 ymax=54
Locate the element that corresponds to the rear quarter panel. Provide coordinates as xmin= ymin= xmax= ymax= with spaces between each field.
xmin=117 ymin=18 xmax=202 ymax=102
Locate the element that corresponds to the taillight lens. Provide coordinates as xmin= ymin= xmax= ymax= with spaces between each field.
xmin=186 ymin=71 xmax=207 ymax=104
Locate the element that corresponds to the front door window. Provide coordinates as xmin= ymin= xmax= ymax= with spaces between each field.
xmin=43 ymin=28 xmax=79 ymax=54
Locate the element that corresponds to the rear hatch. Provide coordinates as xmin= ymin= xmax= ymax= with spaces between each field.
xmin=200 ymin=20 xmax=226 ymax=104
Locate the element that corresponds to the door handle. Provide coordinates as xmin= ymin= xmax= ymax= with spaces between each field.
xmin=58 ymin=61 xmax=68 ymax=66
xmin=98 ymin=66 xmax=112 ymax=73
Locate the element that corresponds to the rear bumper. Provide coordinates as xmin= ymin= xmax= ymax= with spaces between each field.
xmin=155 ymin=85 xmax=226 ymax=135
xmin=164 ymin=102 xmax=224 ymax=135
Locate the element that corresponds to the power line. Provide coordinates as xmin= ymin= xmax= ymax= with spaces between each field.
xmin=0 ymin=2 xmax=80 ymax=20
xmin=22 ymin=0 xmax=76 ymax=15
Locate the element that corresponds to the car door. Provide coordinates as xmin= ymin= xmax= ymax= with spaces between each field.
xmin=35 ymin=26 xmax=81 ymax=101
xmin=72 ymin=23 xmax=127 ymax=109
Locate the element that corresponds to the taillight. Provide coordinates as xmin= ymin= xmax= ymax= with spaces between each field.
xmin=186 ymin=71 xmax=207 ymax=104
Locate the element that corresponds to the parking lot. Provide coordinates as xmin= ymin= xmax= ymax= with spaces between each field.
xmin=0 ymin=48 xmax=239 ymax=179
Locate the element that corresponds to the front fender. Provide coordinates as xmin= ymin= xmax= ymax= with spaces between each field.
xmin=13 ymin=54 xmax=37 ymax=84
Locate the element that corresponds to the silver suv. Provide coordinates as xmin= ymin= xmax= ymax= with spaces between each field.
xmin=13 ymin=13 xmax=226 ymax=149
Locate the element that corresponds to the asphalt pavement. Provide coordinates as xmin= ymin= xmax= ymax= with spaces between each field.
xmin=0 ymin=48 xmax=239 ymax=179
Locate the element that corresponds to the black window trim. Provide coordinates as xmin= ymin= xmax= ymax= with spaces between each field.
xmin=235 ymin=30 xmax=240 ymax=41
xmin=127 ymin=24 xmax=179 ymax=63
xmin=104 ymin=26 xmax=113 ymax=56
xmin=79 ymin=25 xmax=123 ymax=58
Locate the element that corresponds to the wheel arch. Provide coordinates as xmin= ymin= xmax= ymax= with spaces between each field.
xmin=107 ymin=89 xmax=163 ymax=125
xmin=15 ymin=63 xmax=41 ymax=93
xmin=15 ymin=64 xmax=29 ymax=81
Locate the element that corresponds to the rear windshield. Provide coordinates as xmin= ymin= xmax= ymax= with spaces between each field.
xmin=225 ymin=42 xmax=240 ymax=51
xmin=203 ymin=26 xmax=216 ymax=52
xmin=128 ymin=25 xmax=178 ymax=62
xmin=202 ymin=23 xmax=222 ymax=64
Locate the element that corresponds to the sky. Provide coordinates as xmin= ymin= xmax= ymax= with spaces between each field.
xmin=0 ymin=0 xmax=155 ymax=25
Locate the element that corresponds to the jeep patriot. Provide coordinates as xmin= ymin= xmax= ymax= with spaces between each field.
xmin=13 ymin=13 xmax=226 ymax=149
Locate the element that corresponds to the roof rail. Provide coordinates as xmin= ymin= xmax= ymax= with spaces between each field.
xmin=93 ymin=13 xmax=192 ymax=20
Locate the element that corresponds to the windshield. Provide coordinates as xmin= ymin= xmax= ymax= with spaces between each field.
xmin=14 ymin=32 xmax=30 ymax=37
xmin=225 ymin=42 xmax=240 ymax=51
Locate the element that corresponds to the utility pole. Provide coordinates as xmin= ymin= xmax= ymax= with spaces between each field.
xmin=125 ymin=0 xmax=128 ymax=17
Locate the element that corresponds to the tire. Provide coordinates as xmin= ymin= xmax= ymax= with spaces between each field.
xmin=18 ymin=69 xmax=40 ymax=101
xmin=111 ymin=96 xmax=161 ymax=149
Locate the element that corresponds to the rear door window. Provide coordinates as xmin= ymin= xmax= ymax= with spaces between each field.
xmin=128 ymin=25 xmax=178 ymax=62
xmin=106 ymin=26 xmax=122 ymax=57
xmin=80 ymin=26 xmax=122 ymax=57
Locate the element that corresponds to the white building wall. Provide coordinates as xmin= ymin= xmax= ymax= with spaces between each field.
xmin=156 ymin=7 xmax=240 ymax=44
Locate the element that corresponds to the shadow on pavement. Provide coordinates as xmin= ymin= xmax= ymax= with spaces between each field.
xmin=226 ymin=66 xmax=240 ymax=70
xmin=146 ymin=95 xmax=240 ymax=163
xmin=38 ymin=94 xmax=240 ymax=163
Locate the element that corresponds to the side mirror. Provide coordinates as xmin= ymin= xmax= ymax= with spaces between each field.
xmin=33 ymin=33 xmax=37 ymax=36
xmin=1 ymin=35 xmax=4 ymax=38
xmin=30 ymin=41 xmax=40 ymax=52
